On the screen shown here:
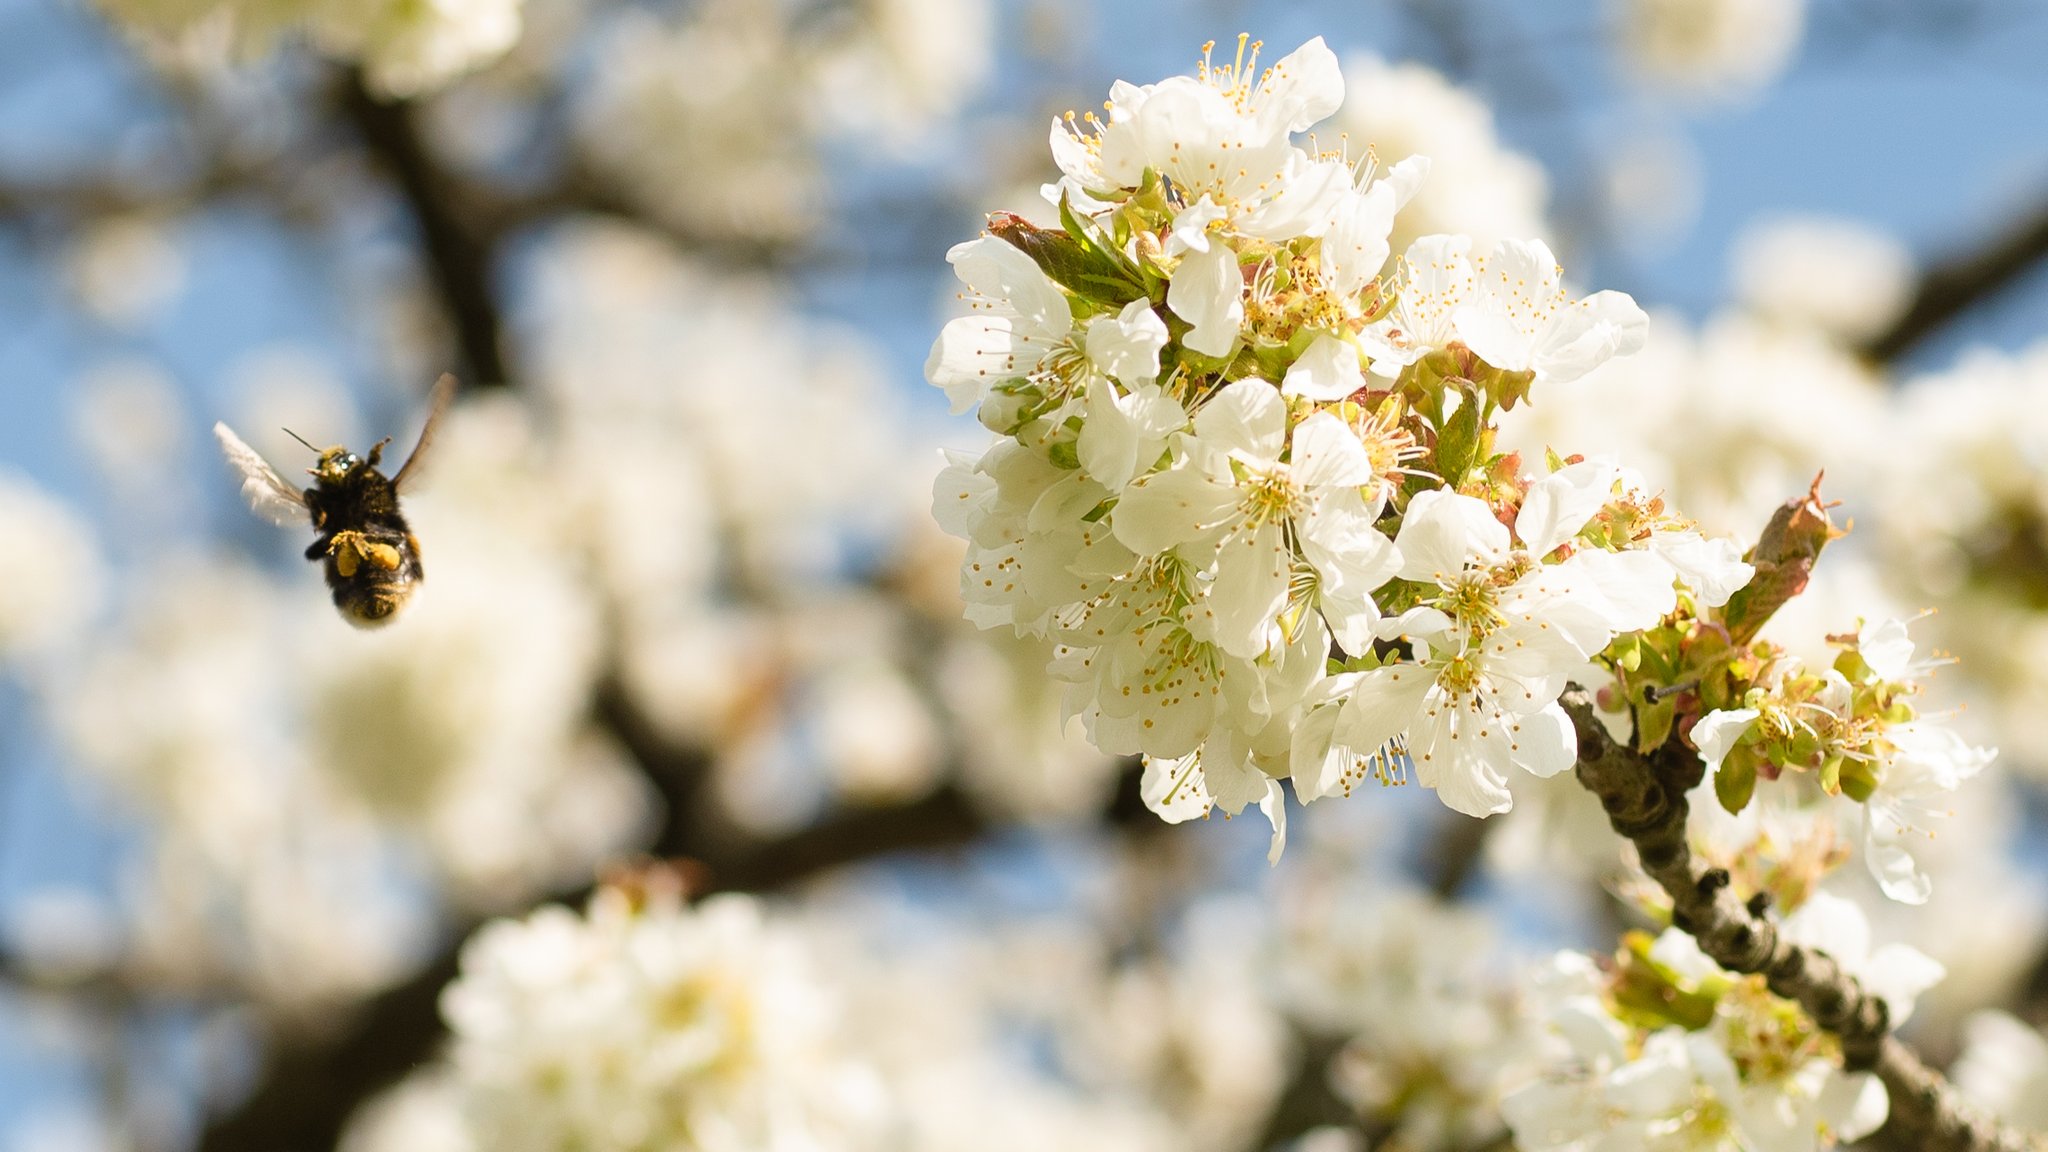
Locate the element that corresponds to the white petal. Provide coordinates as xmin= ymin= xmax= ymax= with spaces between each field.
xmin=1048 ymin=118 xmax=1107 ymax=189
xmin=1565 ymin=547 xmax=1679 ymax=634
xmin=1300 ymin=489 xmax=1400 ymax=587
xmin=1194 ymin=378 xmax=1287 ymax=462
xmin=1781 ymin=890 xmax=1872 ymax=967
xmin=1533 ymin=290 xmax=1650 ymax=385
xmin=1607 ymin=1033 xmax=1700 ymax=1115
xmin=1202 ymin=741 xmax=1271 ymax=815
xmin=1412 ymin=700 xmax=1514 ymax=817
xmin=1259 ymin=779 xmax=1289 ymax=865
xmin=1452 ymin=244 xmax=1549 ymax=371
xmin=1516 ymin=458 xmax=1617 ymax=557
xmin=1140 ymin=754 xmax=1212 ymax=822
xmin=1863 ymin=808 xmax=1934 ymax=905
xmin=1167 ymin=233 xmax=1243 ymax=358
xmin=1691 ymin=708 xmax=1759 ymax=773
xmin=1236 ymin=155 xmax=1353 ymax=241
xmin=1288 ymin=410 xmax=1378 ymax=488
xmin=1111 ymin=465 xmax=1234 ymax=555
xmin=1254 ymin=37 xmax=1344 ymax=134
xmin=1819 ymin=1073 xmax=1889 ymax=1144
xmin=1335 ymin=663 xmax=1431 ymax=755
xmin=1381 ymin=155 xmax=1429 ymax=210
xmin=1392 ymin=234 xmax=1473 ymax=348
xmin=1079 ymin=381 xmax=1185 ymax=493
xmin=1166 ymin=195 xmax=1227 ymax=255
xmin=1318 ymin=182 xmax=1395 ymax=299
xmin=945 ymin=236 xmax=1069 ymax=342
xmin=924 ymin=315 xmax=1022 ymax=413
xmin=1650 ymin=531 xmax=1754 ymax=608
xmin=930 ymin=449 xmax=996 ymax=539
xmin=1861 ymin=944 xmax=1946 ymax=1026
xmin=1288 ymin=673 xmax=1358 ymax=802
xmin=1209 ymin=521 xmax=1289 ymax=659
xmin=1375 ymin=605 xmax=1453 ymax=642
xmin=1648 ymin=928 xmax=1722 ymax=982
xmin=1511 ymin=702 xmax=1578 ymax=779
xmin=1394 ymin=489 xmax=1509 ymax=582
xmin=1085 ymin=298 xmax=1170 ymax=383
xmin=1079 ymin=383 xmax=1144 ymax=492
xmin=1858 ymin=617 xmax=1918 ymax=683
xmin=1027 ymin=471 xmax=1107 ymax=534
xmin=1281 ymin=333 xmax=1368 ymax=402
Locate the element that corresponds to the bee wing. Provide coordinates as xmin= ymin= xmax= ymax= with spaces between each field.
xmin=392 ymin=373 xmax=457 ymax=493
xmin=213 ymin=422 xmax=310 ymax=527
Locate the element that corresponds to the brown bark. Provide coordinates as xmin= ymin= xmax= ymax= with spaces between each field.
xmin=1562 ymin=688 xmax=2041 ymax=1152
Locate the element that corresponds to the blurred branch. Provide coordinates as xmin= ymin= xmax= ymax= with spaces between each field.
xmin=0 ymin=161 xmax=276 ymax=230
xmin=191 ymin=678 xmax=1002 ymax=1152
xmin=189 ymin=790 xmax=994 ymax=1152
xmin=335 ymin=68 xmax=509 ymax=390
xmin=1861 ymin=191 xmax=2048 ymax=365
xmin=1246 ymin=1033 xmax=1357 ymax=1151
xmin=1421 ymin=809 xmax=1493 ymax=899
xmin=1562 ymin=688 xmax=2039 ymax=1152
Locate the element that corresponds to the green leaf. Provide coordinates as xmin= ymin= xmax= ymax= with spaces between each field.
xmin=1715 ymin=745 xmax=1759 ymax=814
xmin=986 ymin=208 xmax=1144 ymax=307
xmin=1611 ymin=932 xmax=1723 ymax=1032
xmin=1839 ymin=758 xmax=1878 ymax=803
xmin=1635 ymin=696 xmax=1677 ymax=754
xmin=1433 ymin=391 xmax=1482 ymax=484
xmin=1818 ymin=754 xmax=1843 ymax=796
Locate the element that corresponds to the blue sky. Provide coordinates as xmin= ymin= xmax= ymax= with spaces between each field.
xmin=5 ymin=0 xmax=2048 ymax=1139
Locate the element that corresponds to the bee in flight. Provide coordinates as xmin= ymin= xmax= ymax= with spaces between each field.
xmin=213 ymin=375 xmax=455 ymax=628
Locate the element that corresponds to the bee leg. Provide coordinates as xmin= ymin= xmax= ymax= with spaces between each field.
xmin=365 ymin=436 xmax=393 ymax=468
xmin=304 ymin=537 xmax=329 ymax=562
xmin=327 ymin=530 xmax=372 ymax=578
xmin=361 ymin=541 xmax=403 ymax=571
xmin=330 ymin=533 xmax=359 ymax=578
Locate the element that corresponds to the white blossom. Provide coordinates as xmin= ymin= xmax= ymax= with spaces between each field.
xmin=0 ymin=473 xmax=102 ymax=662
xmin=1732 ymin=215 xmax=1913 ymax=343
xmin=1954 ymin=1011 xmax=2048 ymax=1132
xmin=442 ymin=891 xmax=887 ymax=1152
xmin=1617 ymin=0 xmax=1807 ymax=103
xmin=1452 ymin=239 xmax=1651 ymax=388
xmin=1862 ymin=721 xmax=1993 ymax=905
xmin=1113 ymin=379 xmax=1397 ymax=660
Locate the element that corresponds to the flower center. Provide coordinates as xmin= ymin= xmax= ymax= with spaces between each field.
xmin=1236 ymin=460 xmax=1302 ymax=528
xmin=1438 ymin=571 xmax=1507 ymax=639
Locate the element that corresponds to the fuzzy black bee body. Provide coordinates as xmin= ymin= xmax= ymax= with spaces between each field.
xmin=215 ymin=375 xmax=453 ymax=629
xmin=301 ymin=444 xmax=426 ymax=627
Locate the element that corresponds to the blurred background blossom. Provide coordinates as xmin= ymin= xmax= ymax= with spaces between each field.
xmin=5 ymin=1 xmax=2048 ymax=1150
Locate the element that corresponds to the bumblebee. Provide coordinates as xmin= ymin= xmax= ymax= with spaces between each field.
xmin=214 ymin=375 xmax=455 ymax=628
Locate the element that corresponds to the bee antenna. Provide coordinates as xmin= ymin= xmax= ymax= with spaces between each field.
xmin=282 ymin=428 xmax=321 ymax=454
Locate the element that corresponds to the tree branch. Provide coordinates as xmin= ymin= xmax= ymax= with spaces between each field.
xmin=190 ymin=778 xmax=993 ymax=1152
xmin=1561 ymin=688 xmax=2039 ymax=1152
xmin=1860 ymin=191 xmax=2048 ymax=365
xmin=335 ymin=68 xmax=509 ymax=390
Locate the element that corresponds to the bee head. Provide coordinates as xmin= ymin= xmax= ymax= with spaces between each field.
xmin=310 ymin=447 xmax=362 ymax=484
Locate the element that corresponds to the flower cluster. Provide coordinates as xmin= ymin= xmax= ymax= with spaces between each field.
xmin=95 ymin=0 xmax=521 ymax=96
xmin=1616 ymin=0 xmax=1807 ymax=104
xmin=1690 ymin=616 xmax=1992 ymax=904
xmin=1504 ymin=893 xmax=1941 ymax=1152
xmin=577 ymin=0 xmax=993 ymax=245
xmin=441 ymin=881 xmax=887 ymax=1152
xmin=930 ymin=36 xmax=1746 ymax=852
